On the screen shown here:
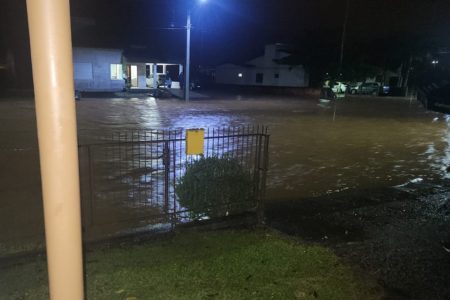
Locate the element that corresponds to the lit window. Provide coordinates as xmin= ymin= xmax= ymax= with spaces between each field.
xmin=110 ymin=64 xmax=123 ymax=80
xmin=238 ymin=73 xmax=243 ymax=78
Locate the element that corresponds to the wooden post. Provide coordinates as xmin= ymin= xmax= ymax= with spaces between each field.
xmin=26 ymin=0 xmax=84 ymax=299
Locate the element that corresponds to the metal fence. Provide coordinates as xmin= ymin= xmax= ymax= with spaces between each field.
xmin=78 ymin=126 xmax=269 ymax=238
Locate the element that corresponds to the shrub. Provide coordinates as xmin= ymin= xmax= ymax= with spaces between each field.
xmin=175 ymin=156 xmax=254 ymax=219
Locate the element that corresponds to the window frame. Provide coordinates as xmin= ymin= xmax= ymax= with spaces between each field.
xmin=110 ymin=64 xmax=123 ymax=81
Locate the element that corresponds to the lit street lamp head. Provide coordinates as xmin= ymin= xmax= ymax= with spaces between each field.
xmin=185 ymin=0 xmax=208 ymax=101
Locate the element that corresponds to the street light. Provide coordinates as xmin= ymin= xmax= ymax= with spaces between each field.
xmin=185 ymin=0 xmax=208 ymax=101
xmin=185 ymin=11 xmax=192 ymax=101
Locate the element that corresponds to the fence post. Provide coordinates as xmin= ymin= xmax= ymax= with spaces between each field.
xmin=163 ymin=141 xmax=170 ymax=216
xmin=257 ymin=134 xmax=270 ymax=224
xmin=171 ymin=140 xmax=178 ymax=229
xmin=254 ymin=133 xmax=263 ymax=224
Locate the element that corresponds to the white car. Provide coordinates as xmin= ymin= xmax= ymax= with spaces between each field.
xmin=332 ymin=82 xmax=347 ymax=94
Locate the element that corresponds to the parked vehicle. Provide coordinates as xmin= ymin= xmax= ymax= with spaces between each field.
xmin=349 ymin=82 xmax=390 ymax=96
xmin=381 ymin=85 xmax=390 ymax=95
xmin=332 ymin=81 xmax=347 ymax=94
xmin=359 ymin=82 xmax=380 ymax=95
xmin=348 ymin=82 xmax=362 ymax=94
xmin=190 ymin=78 xmax=202 ymax=90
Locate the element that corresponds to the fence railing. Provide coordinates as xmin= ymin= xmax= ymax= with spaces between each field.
xmin=78 ymin=126 xmax=269 ymax=238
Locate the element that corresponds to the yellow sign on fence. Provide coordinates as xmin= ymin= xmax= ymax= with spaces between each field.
xmin=186 ymin=129 xmax=205 ymax=155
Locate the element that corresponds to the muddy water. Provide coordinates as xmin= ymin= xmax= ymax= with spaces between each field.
xmin=76 ymin=96 xmax=449 ymax=200
xmin=0 ymin=95 xmax=448 ymax=245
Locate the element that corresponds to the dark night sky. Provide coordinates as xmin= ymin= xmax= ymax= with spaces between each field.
xmin=1 ymin=0 xmax=450 ymax=87
xmin=67 ymin=0 xmax=450 ymax=64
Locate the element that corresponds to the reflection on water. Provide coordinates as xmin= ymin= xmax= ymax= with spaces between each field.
xmin=75 ymin=96 xmax=449 ymax=200
xmin=1 ymin=95 xmax=449 ymax=242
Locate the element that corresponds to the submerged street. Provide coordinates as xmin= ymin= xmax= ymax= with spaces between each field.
xmin=3 ymin=0 xmax=450 ymax=298
xmin=1 ymin=93 xmax=450 ymax=298
xmin=0 ymin=94 xmax=449 ymax=241
xmin=75 ymin=95 xmax=450 ymax=200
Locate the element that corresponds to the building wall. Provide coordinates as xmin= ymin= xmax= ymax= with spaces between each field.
xmin=73 ymin=48 xmax=125 ymax=92
xmin=215 ymin=64 xmax=249 ymax=85
xmin=216 ymin=65 xmax=309 ymax=87
xmin=216 ymin=44 xmax=309 ymax=88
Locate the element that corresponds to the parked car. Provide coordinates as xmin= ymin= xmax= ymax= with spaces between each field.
xmin=331 ymin=81 xmax=347 ymax=94
xmin=358 ymin=82 xmax=380 ymax=95
xmin=349 ymin=82 xmax=390 ymax=96
xmin=348 ymin=82 xmax=362 ymax=94
xmin=190 ymin=78 xmax=202 ymax=90
xmin=381 ymin=85 xmax=390 ymax=95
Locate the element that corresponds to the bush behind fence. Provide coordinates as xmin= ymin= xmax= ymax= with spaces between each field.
xmin=78 ymin=126 xmax=270 ymax=240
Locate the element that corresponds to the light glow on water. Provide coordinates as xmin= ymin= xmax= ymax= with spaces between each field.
xmin=1 ymin=95 xmax=448 ymax=240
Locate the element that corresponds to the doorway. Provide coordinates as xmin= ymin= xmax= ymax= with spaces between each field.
xmin=130 ymin=65 xmax=138 ymax=87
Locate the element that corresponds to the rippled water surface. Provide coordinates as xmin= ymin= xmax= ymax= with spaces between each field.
xmin=1 ymin=95 xmax=448 ymax=242
xmin=74 ymin=96 xmax=450 ymax=199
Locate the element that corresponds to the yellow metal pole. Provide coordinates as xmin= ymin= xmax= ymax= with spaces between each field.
xmin=26 ymin=0 xmax=84 ymax=299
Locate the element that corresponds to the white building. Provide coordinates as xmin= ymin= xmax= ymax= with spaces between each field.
xmin=123 ymin=55 xmax=183 ymax=90
xmin=72 ymin=47 xmax=184 ymax=92
xmin=73 ymin=48 xmax=125 ymax=92
xmin=216 ymin=44 xmax=309 ymax=88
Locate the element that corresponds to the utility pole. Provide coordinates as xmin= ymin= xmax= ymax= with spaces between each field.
xmin=185 ymin=11 xmax=191 ymax=102
xmin=339 ymin=0 xmax=350 ymax=77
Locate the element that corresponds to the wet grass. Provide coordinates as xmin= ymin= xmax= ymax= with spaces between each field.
xmin=0 ymin=229 xmax=381 ymax=300
xmin=0 ymin=240 xmax=45 ymax=257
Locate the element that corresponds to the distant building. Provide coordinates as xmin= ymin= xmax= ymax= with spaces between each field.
xmin=123 ymin=49 xmax=183 ymax=90
xmin=216 ymin=44 xmax=309 ymax=88
xmin=73 ymin=47 xmax=125 ymax=92
xmin=72 ymin=47 xmax=184 ymax=92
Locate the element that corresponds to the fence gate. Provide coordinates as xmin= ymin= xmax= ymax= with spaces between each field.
xmin=79 ymin=126 xmax=269 ymax=239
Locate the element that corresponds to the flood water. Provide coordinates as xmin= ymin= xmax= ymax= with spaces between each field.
xmin=0 ymin=94 xmax=448 ymax=246
xmin=74 ymin=95 xmax=448 ymax=200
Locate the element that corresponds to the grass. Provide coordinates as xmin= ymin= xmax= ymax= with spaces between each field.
xmin=0 ymin=240 xmax=45 ymax=257
xmin=0 ymin=229 xmax=381 ymax=300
